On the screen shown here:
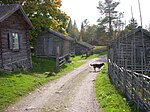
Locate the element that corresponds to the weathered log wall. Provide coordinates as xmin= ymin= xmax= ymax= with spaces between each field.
xmin=108 ymin=59 xmax=150 ymax=112
xmin=35 ymin=31 xmax=71 ymax=58
xmin=0 ymin=10 xmax=32 ymax=71
xmin=109 ymin=29 xmax=150 ymax=73
xmin=75 ymin=43 xmax=91 ymax=55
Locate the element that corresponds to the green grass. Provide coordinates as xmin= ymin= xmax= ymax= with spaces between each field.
xmin=95 ymin=63 xmax=136 ymax=112
xmin=30 ymin=56 xmax=56 ymax=73
xmin=0 ymin=56 xmax=84 ymax=112
xmin=58 ymin=58 xmax=85 ymax=75
xmin=93 ymin=46 xmax=107 ymax=50
xmin=87 ymin=51 xmax=107 ymax=59
xmin=0 ymin=52 xmax=107 ymax=111
xmin=71 ymin=45 xmax=107 ymax=62
xmin=72 ymin=51 xmax=107 ymax=61
xmin=93 ymin=46 xmax=107 ymax=54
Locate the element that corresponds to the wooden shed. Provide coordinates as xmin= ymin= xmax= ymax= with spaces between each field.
xmin=75 ymin=41 xmax=94 ymax=56
xmin=35 ymin=29 xmax=75 ymax=58
xmin=0 ymin=4 xmax=33 ymax=71
xmin=109 ymin=26 xmax=150 ymax=73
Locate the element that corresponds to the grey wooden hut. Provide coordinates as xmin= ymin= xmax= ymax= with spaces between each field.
xmin=0 ymin=4 xmax=33 ymax=71
xmin=109 ymin=26 xmax=150 ymax=73
xmin=35 ymin=29 xmax=75 ymax=58
xmin=75 ymin=41 xmax=94 ymax=56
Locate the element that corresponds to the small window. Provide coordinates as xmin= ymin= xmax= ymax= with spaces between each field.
xmin=8 ymin=33 xmax=20 ymax=51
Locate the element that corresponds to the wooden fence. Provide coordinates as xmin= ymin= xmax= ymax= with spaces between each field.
xmin=56 ymin=55 xmax=66 ymax=68
xmin=108 ymin=59 xmax=150 ymax=112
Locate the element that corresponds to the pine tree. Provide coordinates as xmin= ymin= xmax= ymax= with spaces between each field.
xmin=66 ymin=19 xmax=79 ymax=40
xmin=97 ymin=0 xmax=120 ymax=39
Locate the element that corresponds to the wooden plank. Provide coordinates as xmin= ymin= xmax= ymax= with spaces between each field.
xmin=108 ymin=60 xmax=150 ymax=112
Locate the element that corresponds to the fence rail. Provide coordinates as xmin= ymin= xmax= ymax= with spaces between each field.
xmin=58 ymin=56 xmax=66 ymax=67
xmin=108 ymin=59 xmax=150 ymax=112
xmin=56 ymin=55 xmax=66 ymax=68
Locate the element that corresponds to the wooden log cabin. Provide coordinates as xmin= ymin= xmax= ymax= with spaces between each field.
xmin=109 ymin=26 xmax=150 ymax=73
xmin=35 ymin=29 xmax=75 ymax=59
xmin=0 ymin=4 xmax=33 ymax=71
xmin=75 ymin=41 xmax=94 ymax=56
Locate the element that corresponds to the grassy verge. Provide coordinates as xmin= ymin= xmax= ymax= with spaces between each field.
xmin=0 ymin=56 xmax=84 ymax=111
xmin=95 ymin=63 xmax=136 ymax=112
xmin=72 ymin=51 xmax=107 ymax=61
xmin=0 ymin=52 xmax=107 ymax=111
xmin=94 ymin=46 xmax=107 ymax=50
xmin=93 ymin=46 xmax=107 ymax=54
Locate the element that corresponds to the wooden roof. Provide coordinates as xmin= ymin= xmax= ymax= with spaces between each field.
xmin=77 ymin=41 xmax=94 ymax=49
xmin=46 ymin=29 xmax=75 ymax=41
xmin=121 ymin=26 xmax=150 ymax=39
xmin=109 ymin=26 xmax=150 ymax=45
xmin=0 ymin=4 xmax=33 ymax=29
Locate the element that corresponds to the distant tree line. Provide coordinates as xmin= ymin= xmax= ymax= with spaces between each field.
xmin=66 ymin=0 xmax=141 ymax=46
xmin=1 ymin=0 xmax=145 ymax=47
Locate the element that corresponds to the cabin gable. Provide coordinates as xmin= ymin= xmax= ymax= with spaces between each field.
xmin=0 ymin=4 xmax=33 ymax=71
xmin=1 ymin=10 xmax=30 ymax=30
xmin=75 ymin=41 xmax=94 ymax=55
xmin=109 ymin=27 xmax=150 ymax=73
xmin=35 ymin=30 xmax=74 ymax=58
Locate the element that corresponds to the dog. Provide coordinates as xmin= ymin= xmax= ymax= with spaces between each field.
xmin=90 ymin=63 xmax=104 ymax=72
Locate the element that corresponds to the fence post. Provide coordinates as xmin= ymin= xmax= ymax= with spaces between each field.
xmin=108 ymin=59 xmax=111 ymax=79
xmin=123 ymin=59 xmax=127 ymax=95
xmin=141 ymin=52 xmax=145 ymax=111
xmin=56 ymin=46 xmax=60 ymax=68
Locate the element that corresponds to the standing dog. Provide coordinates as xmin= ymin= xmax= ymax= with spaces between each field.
xmin=90 ymin=63 xmax=104 ymax=72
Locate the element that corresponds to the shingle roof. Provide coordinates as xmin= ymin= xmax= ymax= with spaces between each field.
xmin=77 ymin=41 xmax=94 ymax=49
xmin=121 ymin=26 xmax=150 ymax=39
xmin=47 ymin=29 xmax=75 ymax=41
xmin=109 ymin=26 xmax=150 ymax=45
xmin=0 ymin=4 xmax=33 ymax=29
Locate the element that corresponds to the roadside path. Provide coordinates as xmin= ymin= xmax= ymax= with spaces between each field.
xmin=5 ymin=55 xmax=107 ymax=112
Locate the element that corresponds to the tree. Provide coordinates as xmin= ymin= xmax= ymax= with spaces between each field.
xmin=83 ymin=25 xmax=97 ymax=44
xmin=80 ymin=22 xmax=85 ymax=41
xmin=0 ymin=0 xmax=69 ymax=45
xmin=96 ymin=25 xmax=108 ymax=45
xmin=23 ymin=0 xmax=69 ymax=45
xmin=66 ymin=19 xmax=79 ymax=40
xmin=66 ymin=19 xmax=73 ymax=33
xmin=119 ymin=18 xmax=138 ymax=36
xmin=79 ymin=19 xmax=90 ymax=41
xmin=113 ymin=12 xmax=124 ymax=38
xmin=97 ymin=0 xmax=120 ymax=39
xmin=125 ymin=18 xmax=138 ymax=31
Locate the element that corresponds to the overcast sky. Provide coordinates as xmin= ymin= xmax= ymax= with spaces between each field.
xmin=61 ymin=0 xmax=150 ymax=30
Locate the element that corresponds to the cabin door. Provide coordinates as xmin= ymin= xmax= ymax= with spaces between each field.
xmin=48 ymin=38 xmax=53 ymax=55
xmin=44 ymin=38 xmax=53 ymax=56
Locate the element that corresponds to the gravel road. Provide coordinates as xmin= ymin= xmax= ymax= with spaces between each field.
xmin=5 ymin=55 xmax=107 ymax=112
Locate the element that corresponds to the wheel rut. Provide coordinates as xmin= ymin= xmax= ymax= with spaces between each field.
xmin=5 ymin=55 xmax=107 ymax=112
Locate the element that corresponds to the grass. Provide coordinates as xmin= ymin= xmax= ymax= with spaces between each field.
xmin=58 ymin=58 xmax=85 ymax=75
xmin=93 ymin=46 xmax=107 ymax=50
xmin=72 ymin=51 xmax=107 ymax=61
xmin=0 ymin=56 xmax=84 ymax=112
xmin=0 ymin=52 xmax=107 ymax=111
xmin=71 ymin=45 xmax=107 ymax=62
xmin=30 ymin=56 xmax=56 ymax=73
xmin=93 ymin=46 xmax=107 ymax=54
xmin=95 ymin=63 xmax=136 ymax=112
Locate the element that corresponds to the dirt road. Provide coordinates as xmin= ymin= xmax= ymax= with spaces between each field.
xmin=5 ymin=55 xmax=107 ymax=112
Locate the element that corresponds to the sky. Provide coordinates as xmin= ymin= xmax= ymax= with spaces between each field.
xmin=61 ymin=0 xmax=150 ymax=30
